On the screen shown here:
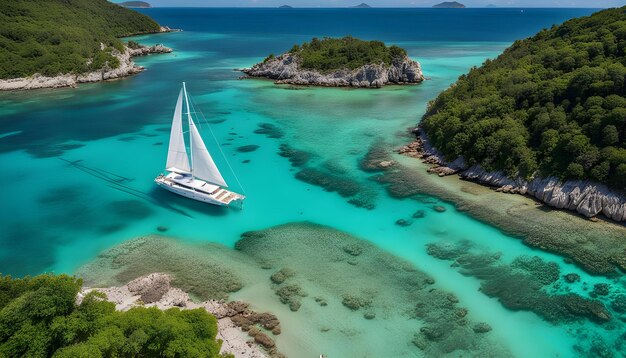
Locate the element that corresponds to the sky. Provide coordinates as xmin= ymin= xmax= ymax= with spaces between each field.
xmin=124 ymin=0 xmax=624 ymax=7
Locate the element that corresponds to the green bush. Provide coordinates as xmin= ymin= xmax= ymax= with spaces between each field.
xmin=0 ymin=274 xmax=226 ymax=357
xmin=287 ymin=36 xmax=408 ymax=72
xmin=421 ymin=7 xmax=626 ymax=190
xmin=0 ymin=0 xmax=161 ymax=79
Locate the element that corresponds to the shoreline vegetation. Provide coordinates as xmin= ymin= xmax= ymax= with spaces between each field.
xmin=0 ymin=0 xmax=176 ymax=91
xmin=410 ymin=6 xmax=626 ymax=222
xmin=240 ymin=36 xmax=424 ymax=87
xmin=0 ymin=273 xmax=229 ymax=357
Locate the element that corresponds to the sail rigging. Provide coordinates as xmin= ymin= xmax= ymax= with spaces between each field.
xmin=165 ymin=89 xmax=191 ymax=173
xmin=179 ymin=82 xmax=228 ymax=188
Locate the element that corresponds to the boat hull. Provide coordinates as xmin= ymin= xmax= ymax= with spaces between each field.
xmin=155 ymin=174 xmax=244 ymax=207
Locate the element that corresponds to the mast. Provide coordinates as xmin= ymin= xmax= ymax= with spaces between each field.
xmin=183 ymin=82 xmax=193 ymax=177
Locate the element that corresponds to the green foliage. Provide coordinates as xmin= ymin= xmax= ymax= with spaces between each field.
xmin=0 ymin=0 xmax=161 ymax=79
xmin=421 ymin=7 xmax=626 ymax=190
xmin=288 ymin=36 xmax=408 ymax=72
xmin=0 ymin=274 xmax=223 ymax=357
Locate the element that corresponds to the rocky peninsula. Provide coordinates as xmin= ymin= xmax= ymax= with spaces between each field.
xmin=0 ymin=42 xmax=172 ymax=91
xmin=399 ymin=129 xmax=626 ymax=222
xmin=241 ymin=36 xmax=424 ymax=88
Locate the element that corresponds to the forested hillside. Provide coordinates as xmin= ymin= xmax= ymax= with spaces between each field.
xmin=421 ymin=7 xmax=626 ymax=190
xmin=0 ymin=0 xmax=160 ymax=79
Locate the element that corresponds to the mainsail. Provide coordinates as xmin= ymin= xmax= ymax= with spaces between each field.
xmin=183 ymin=83 xmax=229 ymax=188
xmin=165 ymin=89 xmax=191 ymax=173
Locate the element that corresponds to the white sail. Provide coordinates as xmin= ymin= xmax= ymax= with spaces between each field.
xmin=189 ymin=119 xmax=228 ymax=187
xmin=165 ymin=89 xmax=191 ymax=173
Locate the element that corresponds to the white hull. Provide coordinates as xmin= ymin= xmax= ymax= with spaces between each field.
xmin=155 ymin=173 xmax=244 ymax=207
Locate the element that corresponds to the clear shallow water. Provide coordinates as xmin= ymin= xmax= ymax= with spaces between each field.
xmin=0 ymin=7 xmax=622 ymax=357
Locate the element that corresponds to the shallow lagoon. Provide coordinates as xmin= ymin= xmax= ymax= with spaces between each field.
xmin=0 ymin=7 xmax=623 ymax=357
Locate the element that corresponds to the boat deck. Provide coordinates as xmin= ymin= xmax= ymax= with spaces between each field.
xmin=156 ymin=173 xmax=244 ymax=205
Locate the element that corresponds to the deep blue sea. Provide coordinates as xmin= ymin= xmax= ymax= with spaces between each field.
xmin=1 ymin=7 xmax=624 ymax=357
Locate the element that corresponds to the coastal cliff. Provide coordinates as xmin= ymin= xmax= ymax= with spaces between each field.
xmin=0 ymin=43 xmax=172 ymax=91
xmin=399 ymin=130 xmax=626 ymax=222
xmin=242 ymin=53 xmax=423 ymax=87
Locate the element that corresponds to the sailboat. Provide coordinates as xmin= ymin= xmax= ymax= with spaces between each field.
xmin=155 ymin=83 xmax=245 ymax=206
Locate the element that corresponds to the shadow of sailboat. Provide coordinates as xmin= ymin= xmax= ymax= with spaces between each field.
xmin=59 ymin=158 xmax=195 ymax=218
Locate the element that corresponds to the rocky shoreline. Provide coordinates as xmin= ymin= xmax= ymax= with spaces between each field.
xmin=0 ymin=42 xmax=172 ymax=91
xmin=240 ymin=53 xmax=424 ymax=88
xmin=80 ymin=273 xmax=283 ymax=358
xmin=398 ymin=129 xmax=626 ymax=223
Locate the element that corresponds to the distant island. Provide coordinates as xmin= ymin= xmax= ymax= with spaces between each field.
xmin=0 ymin=0 xmax=172 ymax=90
xmin=278 ymin=4 xmax=293 ymax=8
xmin=405 ymin=7 xmax=626 ymax=222
xmin=241 ymin=36 xmax=424 ymax=88
xmin=432 ymin=1 xmax=466 ymax=8
xmin=486 ymin=4 xmax=497 ymax=7
xmin=350 ymin=3 xmax=372 ymax=8
xmin=118 ymin=1 xmax=151 ymax=8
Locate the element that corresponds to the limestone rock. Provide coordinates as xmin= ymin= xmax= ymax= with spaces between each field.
xmin=241 ymin=53 xmax=424 ymax=88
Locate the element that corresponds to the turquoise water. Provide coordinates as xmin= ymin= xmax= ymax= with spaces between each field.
xmin=1 ymin=8 xmax=623 ymax=357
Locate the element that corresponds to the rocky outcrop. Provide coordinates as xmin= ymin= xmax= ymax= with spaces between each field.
xmin=81 ymin=273 xmax=282 ymax=358
xmin=241 ymin=53 xmax=424 ymax=88
xmin=398 ymin=129 xmax=626 ymax=222
xmin=0 ymin=43 xmax=172 ymax=91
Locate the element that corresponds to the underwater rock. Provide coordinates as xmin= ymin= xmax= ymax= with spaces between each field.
xmin=275 ymin=284 xmax=307 ymax=311
xmin=360 ymin=141 xmax=396 ymax=172
xmin=271 ymin=268 xmax=295 ymax=284
xmin=420 ymin=326 xmax=446 ymax=341
xmin=511 ymin=255 xmax=560 ymax=285
xmin=254 ymin=123 xmax=284 ymax=138
xmin=278 ymin=143 xmax=312 ymax=167
xmin=236 ymin=144 xmax=260 ymax=153
xmin=343 ymin=243 xmax=364 ymax=256
xmin=242 ymin=159 xmax=251 ymax=163
xmin=611 ymin=295 xmax=626 ymax=313
xmin=347 ymin=195 xmax=376 ymax=210
xmin=314 ymin=297 xmax=328 ymax=307
xmin=592 ymin=283 xmax=610 ymax=297
xmin=295 ymin=168 xmax=361 ymax=197
xmin=252 ymin=330 xmax=275 ymax=349
xmin=363 ymin=312 xmax=376 ymax=320
xmin=412 ymin=210 xmax=426 ymax=218
xmin=426 ymin=241 xmax=473 ymax=261
xmin=564 ymin=273 xmax=581 ymax=283
xmin=433 ymin=205 xmax=447 ymax=213
xmin=341 ymin=294 xmax=372 ymax=310
xmin=395 ymin=218 xmax=413 ymax=227
xmin=156 ymin=226 xmax=168 ymax=232
xmin=472 ymin=322 xmax=492 ymax=333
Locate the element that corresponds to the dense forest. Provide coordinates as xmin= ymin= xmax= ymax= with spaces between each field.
xmin=421 ymin=7 xmax=626 ymax=190
xmin=0 ymin=274 xmax=227 ymax=357
xmin=0 ymin=0 xmax=160 ymax=79
xmin=283 ymin=36 xmax=407 ymax=72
